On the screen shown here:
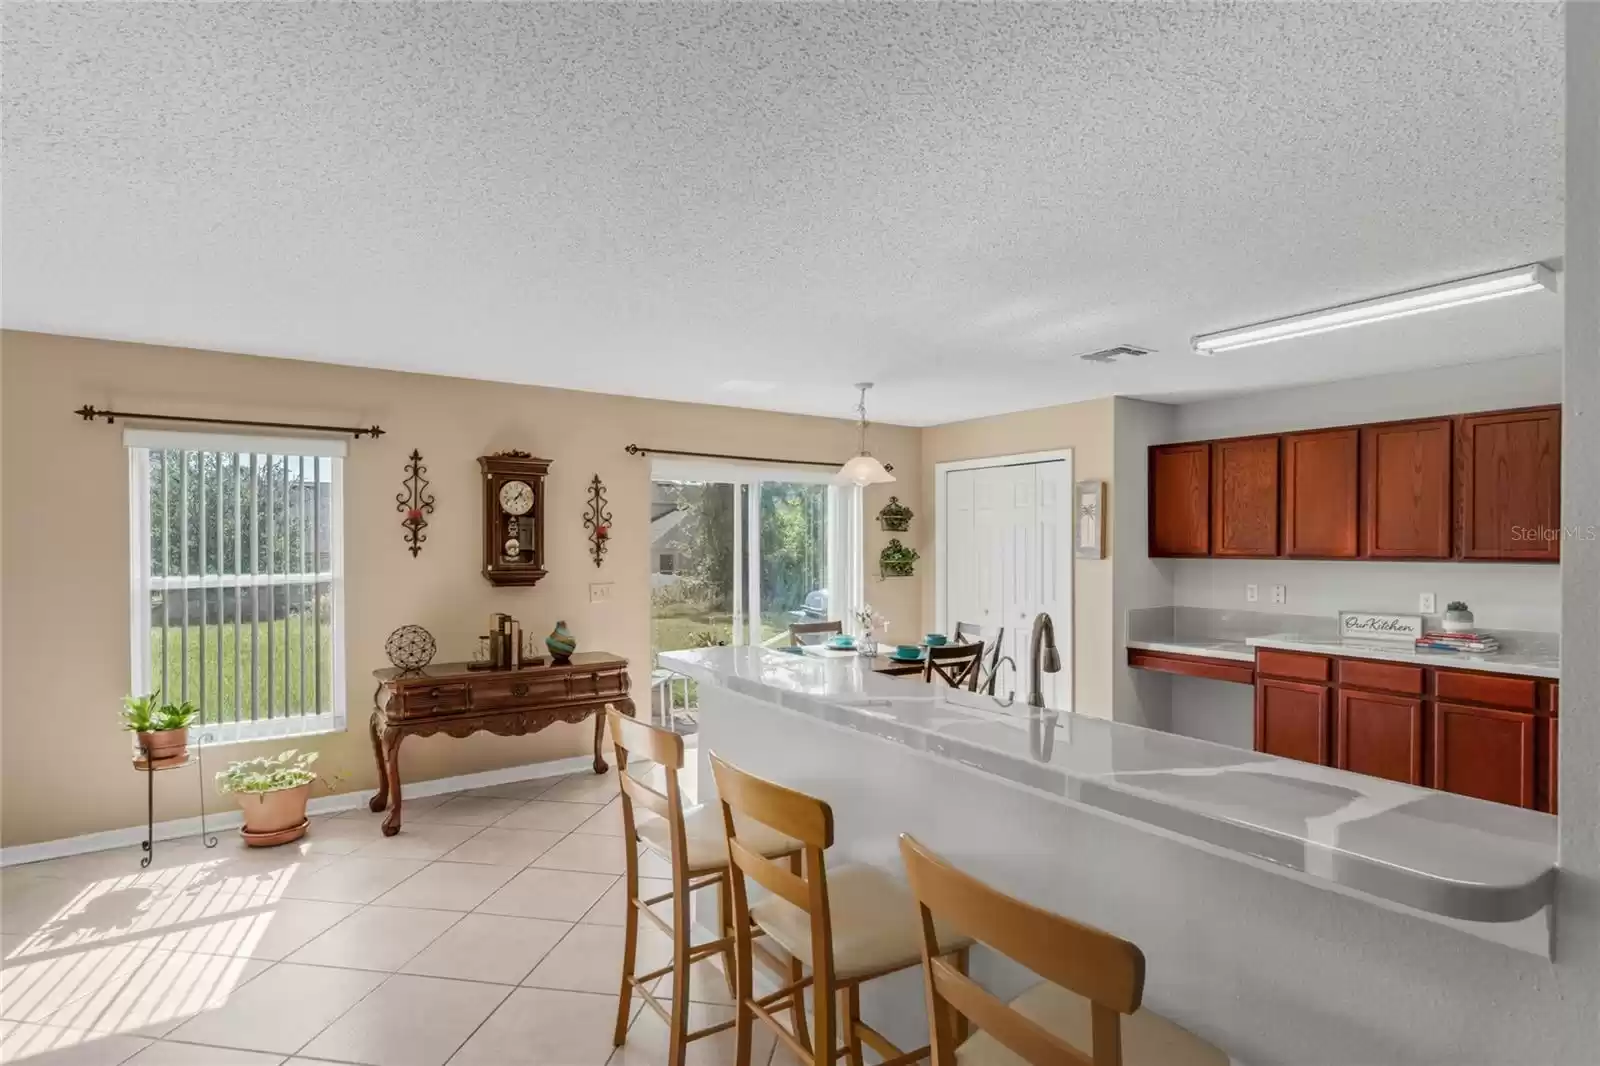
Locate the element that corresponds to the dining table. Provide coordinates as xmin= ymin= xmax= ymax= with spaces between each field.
xmin=794 ymin=642 xmax=929 ymax=677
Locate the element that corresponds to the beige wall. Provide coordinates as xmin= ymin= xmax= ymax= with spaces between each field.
xmin=918 ymin=398 xmax=1116 ymax=716
xmin=0 ymin=331 xmax=923 ymax=847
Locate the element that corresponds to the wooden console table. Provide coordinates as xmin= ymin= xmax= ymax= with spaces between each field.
xmin=370 ymin=652 xmax=634 ymax=835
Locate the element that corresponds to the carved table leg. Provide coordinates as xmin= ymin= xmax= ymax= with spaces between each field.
xmin=594 ymin=698 xmax=636 ymax=774
xmin=381 ymin=729 xmax=405 ymax=836
xmin=368 ymin=711 xmax=391 ymax=813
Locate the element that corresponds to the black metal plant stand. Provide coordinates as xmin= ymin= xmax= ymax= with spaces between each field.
xmin=136 ymin=730 xmax=219 ymax=868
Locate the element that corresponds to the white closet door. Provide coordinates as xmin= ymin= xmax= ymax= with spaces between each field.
xmin=970 ymin=467 xmax=1006 ymax=639
xmin=944 ymin=469 xmax=977 ymax=641
xmin=1000 ymin=464 xmax=1038 ymax=677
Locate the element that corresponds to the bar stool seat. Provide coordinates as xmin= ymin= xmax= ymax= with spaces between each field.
xmin=955 ymin=982 xmax=1227 ymax=1066
xmin=751 ymin=864 xmax=971 ymax=979
xmin=636 ymin=803 xmax=800 ymax=871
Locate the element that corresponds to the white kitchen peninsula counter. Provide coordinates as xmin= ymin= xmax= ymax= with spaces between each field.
xmin=662 ymin=646 xmax=1563 ymax=1065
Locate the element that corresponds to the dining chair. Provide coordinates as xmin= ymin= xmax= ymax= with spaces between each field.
xmin=899 ymin=834 xmax=1228 ymax=1066
xmin=712 ymin=754 xmax=972 ymax=1066
xmin=789 ymin=620 xmax=844 ymax=646
xmin=924 ymin=642 xmax=984 ymax=691
xmin=606 ymin=710 xmax=801 ymax=1066
xmin=955 ymin=623 xmax=1012 ymax=697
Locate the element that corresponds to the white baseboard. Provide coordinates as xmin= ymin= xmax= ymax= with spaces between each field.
xmin=0 ymin=754 xmax=598 ymax=868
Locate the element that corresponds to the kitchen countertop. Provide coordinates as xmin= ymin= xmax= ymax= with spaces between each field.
xmin=663 ymin=646 xmax=1556 ymax=925
xmin=1244 ymin=635 xmax=1560 ymax=679
xmin=1126 ymin=638 xmax=1255 ymax=662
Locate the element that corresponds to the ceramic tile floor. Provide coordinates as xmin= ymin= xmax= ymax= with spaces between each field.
xmin=0 ymin=763 xmax=792 ymax=1066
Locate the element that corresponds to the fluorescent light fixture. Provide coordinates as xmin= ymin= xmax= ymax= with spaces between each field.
xmin=1192 ymin=263 xmax=1558 ymax=355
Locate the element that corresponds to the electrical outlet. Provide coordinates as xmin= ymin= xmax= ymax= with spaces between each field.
xmin=1245 ymin=584 xmax=1259 ymax=603
xmin=1419 ymin=592 xmax=1436 ymax=614
xmin=589 ymin=583 xmax=614 ymax=604
xmin=1271 ymin=584 xmax=1286 ymax=605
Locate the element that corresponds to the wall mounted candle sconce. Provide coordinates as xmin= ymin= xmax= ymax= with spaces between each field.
xmin=396 ymin=450 xmax=435 ymax=557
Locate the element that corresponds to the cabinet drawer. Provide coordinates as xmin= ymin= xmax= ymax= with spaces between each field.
xmin=472 ymin=672 xmax=574 ymax=710
xmin=1434 ymin=669 xmax=1537 ymax=711
xmin=396 ymin=682 xmax=470 ymax=716
xmin=1255 ymin=649 xmax=1331 ymax=683
xmin=1337 ymin=658 xmax=1424 ymax=695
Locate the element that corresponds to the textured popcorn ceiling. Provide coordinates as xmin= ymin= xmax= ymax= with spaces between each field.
xmin=1 ymin=3 xmax=1563 ymax=425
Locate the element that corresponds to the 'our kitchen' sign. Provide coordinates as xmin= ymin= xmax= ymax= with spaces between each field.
xmin=1339 ymin=612 xmax=1423 ymax=644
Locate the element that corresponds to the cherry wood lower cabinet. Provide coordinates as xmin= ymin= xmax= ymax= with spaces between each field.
xmin=1254 ymin=678 xmax=1331 ymax=765
xmin=1431 ymin=701 xmax=1537 ymax=809
xmin=1335 ymin=689 xmax=1425 ymax=785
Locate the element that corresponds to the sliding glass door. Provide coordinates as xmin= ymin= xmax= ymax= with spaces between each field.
xmin=650 ymin=461 xmax=862 ymax=662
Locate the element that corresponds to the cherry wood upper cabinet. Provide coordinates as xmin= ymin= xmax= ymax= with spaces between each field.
xmin=1458 ymin=406 xmax=1561 ymax=561
xmin=1282 ymin=428 xmax=1358 ymax=558
xmin=1254 ymin=678 xmax=1331 ymax=765
xmin=1432 ymin=701 xmax=1536 ymax=809
xmin=1210 ymin=436 xmax=1280 ymax=557
xmin=1362 ymin=419 xmax=1452 ymax=559
xmin=1149 ymin=443 xmax=1210 ymax=557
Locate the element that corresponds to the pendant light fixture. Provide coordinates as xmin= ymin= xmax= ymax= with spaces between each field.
xmin=835 ymin=382 xmax=895 ymax=487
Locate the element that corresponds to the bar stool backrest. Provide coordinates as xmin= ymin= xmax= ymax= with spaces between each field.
xmin=899 ymin=834 xmax=1146 ymax=1066
xmin=710 ymin=752 xmax=840 ymax=1063
xmin=607 ymin=708 xmax=689 ymax=876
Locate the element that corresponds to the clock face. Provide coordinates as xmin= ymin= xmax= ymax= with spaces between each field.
xmin=498 ymin=480 xmax=534 ymax=516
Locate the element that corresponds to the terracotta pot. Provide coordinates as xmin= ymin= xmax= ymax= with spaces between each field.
xmin=137 ymin=727 xmax=189 ymax=761
xmin=235 ymin=783 xmax=312 ymax=846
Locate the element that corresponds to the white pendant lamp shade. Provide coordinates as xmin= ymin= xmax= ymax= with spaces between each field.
xmin=836 ymin=453 xmax=895 ymax=487
xmin=835 ymin=382 xmax=896 ymax=487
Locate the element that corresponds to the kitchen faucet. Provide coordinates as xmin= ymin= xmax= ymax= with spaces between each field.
xmin=1028 ymin=611 xmax=1062 ymax=709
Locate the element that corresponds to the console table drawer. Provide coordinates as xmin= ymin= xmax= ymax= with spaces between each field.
xmin=473 ymin=672 xmax=576 ymax=710
xmin=395 ymin=683 xmax=470 ymax=716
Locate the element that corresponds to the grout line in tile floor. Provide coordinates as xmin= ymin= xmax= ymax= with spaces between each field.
xmin=0 ymin=762 xmax=785 ymax=1066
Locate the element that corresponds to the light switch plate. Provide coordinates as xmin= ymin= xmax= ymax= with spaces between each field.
xmin=1271 ymin=585 xmax=1286 ymax=605
xmin=589 ymin=583 xmax=614 ymax=604
xmin=1419 ymin=592 xmax=1436 ymax=613
xmin=1245 ymin=584 xmax=1259 ymax=603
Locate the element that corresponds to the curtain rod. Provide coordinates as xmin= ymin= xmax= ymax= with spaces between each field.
xmin=75 ymin=406 xmax=385 ymax=439
xmin=624 ymin=443 xmax=893 ymax=473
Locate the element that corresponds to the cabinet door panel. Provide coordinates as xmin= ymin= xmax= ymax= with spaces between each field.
xmin=1149 ymin=444 xmax=1210 ymax=557
xmin=1335 ymin=690 xmax=1424 ymax=785
xmin=1458 ymin=407 xmax=1560 ymax=561
xmin=1362 ymin=419 xmax=1452 ymax=558
xmin=1431 ymin=701 xmax=1536 ymax=808
xmin=1254 ymin=678 xmax=1331 ymax=765
xmin=1282 ymin=428 xmax=1358 ymax=558
xmin=1211 ymin=436 xmax=1280 ymax=557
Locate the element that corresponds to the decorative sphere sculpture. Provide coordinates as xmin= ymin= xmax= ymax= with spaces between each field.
xmin=384 ymin=625 xmax=436 ymax=671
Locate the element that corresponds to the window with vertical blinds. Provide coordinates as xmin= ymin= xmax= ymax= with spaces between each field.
xmin=126 ymin=429 xmax=347 ymax=742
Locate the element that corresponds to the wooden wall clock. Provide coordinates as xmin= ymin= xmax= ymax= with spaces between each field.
xmin=479 ymin=452 xmax=551 ymax=586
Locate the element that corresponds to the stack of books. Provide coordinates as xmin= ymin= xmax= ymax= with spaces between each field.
xmin=1414 ymin=631 xmax=1501 ymax=654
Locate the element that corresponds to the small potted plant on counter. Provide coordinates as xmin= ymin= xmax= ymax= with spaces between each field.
xmin=121 ymin=692 xmax=199 ymax=765
xmin=1442 ymin=601 xmax=1476 ymax=634
xmin=216 ymin=749 xmax=320 ymax=846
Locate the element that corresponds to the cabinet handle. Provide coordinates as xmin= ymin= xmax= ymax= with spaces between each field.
xmin=511 ymin=683 xmax=529 ymax=698
xmin=428 ymin=688 xmax=442 ymax=698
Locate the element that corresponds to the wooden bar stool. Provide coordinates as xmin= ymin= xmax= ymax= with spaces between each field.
xmin=607 ymin=710 xmax=801 ymax=1066
xmin=712 ymin=753 xmax=973 ymax=1066
xmin=899 ymin=835 xmax=1228 ymax=1066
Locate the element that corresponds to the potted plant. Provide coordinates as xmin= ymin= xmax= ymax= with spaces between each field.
xmin=216 ymin=749 xmax=320 ymax=846
xmin=121 ymin=692 xmax=199 ymax=763
xmin=879 ymin=539 xmax=920 ymax=578
xmin=877 ymin=496 xmax=914 ymax=532
xmin=1442 ymin=601 xmax=1476 ymax=634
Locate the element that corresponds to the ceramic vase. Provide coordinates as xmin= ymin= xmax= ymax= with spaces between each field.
xmin=1442 ymin=611 xmax=1475 ymax=634
xmin=546 ymin=620 xmax=577 ymax=664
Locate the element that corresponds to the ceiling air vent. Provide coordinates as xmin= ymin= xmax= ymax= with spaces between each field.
xmin=1076 ymin=344 xmax=1151 ymax=364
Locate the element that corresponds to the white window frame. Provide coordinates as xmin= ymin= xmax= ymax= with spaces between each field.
xmin=126 ymin=428 xmax=347 ymax=743
xmin=649 ymin=459 xmax=864 ymax=647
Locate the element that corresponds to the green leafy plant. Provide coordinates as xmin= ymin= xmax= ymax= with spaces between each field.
xmin=120 ymin=692 xmax=161 ymax=732
xmin=121 ymin=692 xmax=200 ymax=733
xmin=1446 ymin=601 xmax=1471 ymax=613
xmin=879 ymin=539 xmax=920 ymax=577
xmin=215 ymin=749 xmax=320 ymax=795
